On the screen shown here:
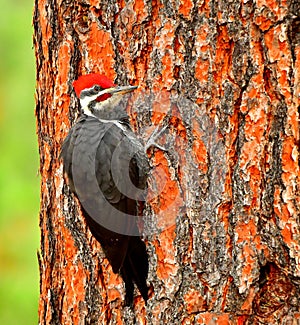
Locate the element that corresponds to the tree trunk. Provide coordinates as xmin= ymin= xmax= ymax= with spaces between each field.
xmin=34 ymin=0 xmax=300 ymax=324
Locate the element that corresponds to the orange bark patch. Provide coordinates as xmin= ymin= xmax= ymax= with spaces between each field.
xmin=239 ymin=141 xmax=258 ymax=169
xmin=195 ymin=58 xmax=210 ymax=84
xmin=133 ymin=0 xmax=148 ymax=22
xmin=237 ymin=315 xmax=249 ymax=324
xmin=155 ymin=226 xmax=178 ymax=280
xmin=234 ymin=218 xmax=262 ymax=292
xmin=192 ymin=139 xmax=208 ymax=173
xmin=161 ymin=52 xmax=174 ymax=88
xmin=196 ymin=313 xmax=230 ymax=324
xmin=254 ymin=0 xmax=288 ymax=31
xmin=154 ymin=20 xmax=174 ymax=50
xmin=171 ymin=115 xmax=187 ymax=139
xmin=274 ymin=186 xmax=290 ymax=222
xmin=217 ymin=202 xmax=233 ymax=262
xmin=239 ymin=102 xmax=269 ymax=207
xmin=254 ymin=14 xmax=273 ymax=31
xmin=179 ymin=0 xmax=193 ymax=19
xmin=107 ymin=287 xmax=122 ymax=304
xmin=135 ymin=301 xmax=147 ymax=323
xmin=240 ymin=287 xmax=256 ymax=312
xmin=184 ymin=289 xmax=206 ymax=314
xmin=264 ymin=27 xmax=281 ymax=61
xmin=54 ymin=42 xmax=73 ymax=138
xmin=149 ymin=149 xmax=183 ymax=230
xmin=239 ymin=141 xmax=262 ymax=207
xmin=281 ymin=224 xmax=293 ymax=245
xmin=239 ymin=244 xmax=256 ymax=289
xmin=248 ymin=86 xmax=258 ymax=100
xmin=245 ymin=106 xmax=267 ymax=140
xmin=264 ymin=25 xmax=292 ymax=104
xmin=85 ymin=22 xmax=115 ymax=78
xmin=282 ymin=137 xmax=297 ymax=175
xmin=56 ymin=43 xmax=71 ymax=93
xmin=89 ymin=0 xmax=101 ymax=6
xmin=280 ymin=137 xmax=299 ymax=218
xmin=235 ymin=219 xmax=257 ymax=244
xmin=104 ymin=262 xmax=123 ymax=303
xmin=152 ymin=91 xmax=171 ymax=118
xmin=192 ymin=120 xmax=208 ymax=173
xmin=287 ymin=105 xmax=299 ymax=141
xmin=61 ymin=229 xmax=86 ymax=323
xmin=153 ymin=20 xmax=176 ymax=89
xmin=213 ymin=25 xmax=233 ymax=85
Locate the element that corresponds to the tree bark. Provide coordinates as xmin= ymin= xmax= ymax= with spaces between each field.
xmin=34 ymin=0 xmax=300 ymax=324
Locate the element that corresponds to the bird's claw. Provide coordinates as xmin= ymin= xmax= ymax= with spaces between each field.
xmin=144 ymin=124 xmax=169 ymax=152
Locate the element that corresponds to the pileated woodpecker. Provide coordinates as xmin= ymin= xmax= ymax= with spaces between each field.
xmin=60 ymin=73 xmax=149 ymax=306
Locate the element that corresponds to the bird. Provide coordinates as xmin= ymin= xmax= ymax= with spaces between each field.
xmin=60 ymin=73 xmax=149 ymax=306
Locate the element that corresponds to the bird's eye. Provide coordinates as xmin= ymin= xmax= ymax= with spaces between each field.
xmin=93 ymin=85 xmax=101 ymax=92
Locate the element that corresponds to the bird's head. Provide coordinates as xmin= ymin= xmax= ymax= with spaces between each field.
xmin=73 ymin=73 xmax=137 ymax=118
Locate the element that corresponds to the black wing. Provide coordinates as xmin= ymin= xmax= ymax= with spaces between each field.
xmin=61 ymin=115 xmax=149 ymax=305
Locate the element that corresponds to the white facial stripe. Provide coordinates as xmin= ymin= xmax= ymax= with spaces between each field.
xmin=81 ymin=104 xmax=96 ymax=117
xmin=98 ymin=119 xmax=127 ymax=131
xmin=80 ymin=97 xmax=127 ymax=130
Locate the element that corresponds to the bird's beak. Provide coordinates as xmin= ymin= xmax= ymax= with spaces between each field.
xmin=106 ymin=85 xmax=138 ymax=95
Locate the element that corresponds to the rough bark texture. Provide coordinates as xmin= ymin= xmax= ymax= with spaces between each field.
xmin=34 ymin=0 xmax=300 ymax=324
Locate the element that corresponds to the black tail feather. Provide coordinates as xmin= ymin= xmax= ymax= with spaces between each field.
xmin=120 ymin=263 xmax=135 ymax=306
xmin=121 ymin=236 xmax=149 ymax=306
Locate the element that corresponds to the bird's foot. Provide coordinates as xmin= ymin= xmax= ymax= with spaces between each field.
xmin=144 ymin=124 xmax=169 ymax=152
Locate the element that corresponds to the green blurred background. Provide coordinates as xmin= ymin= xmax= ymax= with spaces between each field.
xmin=0 ymin=0 xmax=39 ymax=324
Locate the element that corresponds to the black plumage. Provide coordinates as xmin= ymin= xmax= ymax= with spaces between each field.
xmin=61 ymin=114 xmax=149 ymax=306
